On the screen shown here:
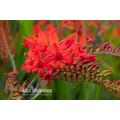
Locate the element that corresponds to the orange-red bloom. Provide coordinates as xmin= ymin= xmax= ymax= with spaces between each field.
xmin=21 ymin=25 xmax=96 ymax=81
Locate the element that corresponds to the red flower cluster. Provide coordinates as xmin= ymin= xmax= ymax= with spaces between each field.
xmin=61 ymin=20 xmax=83 ymax=31
xmin=21 ymin=26 xmax=96 ymax=81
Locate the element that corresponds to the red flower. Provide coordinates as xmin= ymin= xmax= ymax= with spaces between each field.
xmin=61 ymin=20 xmax=83 ymax=31
xmin=21 ymin=25 xmax=96 ymax=81
xmin=79 ymin=33 xmax=86 ymax=47
xmin=44 ymin=43 xmax=71 ymax=69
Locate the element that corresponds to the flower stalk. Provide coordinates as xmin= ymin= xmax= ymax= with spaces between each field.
xmin=0 ymin=28 xmax=16 ymax=71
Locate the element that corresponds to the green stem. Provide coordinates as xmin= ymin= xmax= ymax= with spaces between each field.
xmin=31 ymin=80 xmax=48 ymax=100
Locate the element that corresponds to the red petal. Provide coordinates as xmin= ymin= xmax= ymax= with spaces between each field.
xmin=34 ymin=24 xmax=41 ymax=33
xmin=79 ymin=34 xmax=86 ymax=47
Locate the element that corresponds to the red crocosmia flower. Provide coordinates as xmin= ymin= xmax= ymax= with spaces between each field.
xmin=34 ymin=24 xmax=42 ymax=33
xmin=69 ymin=40 xmax=85 ymax=64
xmin=44 ymin=43 xmax=71 ymax=69
xmin=21 ymin=51 xmax=35 ymax=73
xmin=46 ymin=30 xmax=59 ymax=45
xmin=60 ymin=32 xmax=78 ymax=48
xmin=61 ymin=20 xmax=75 ymax=30
xmin=21 ymin=27 xmax=96 ymax=81
xmin=79 ymin=34 xmax=86 ymax=47
xmin=86 ymin=31 xmax=94 ymax=43
xmin=37 ymin=30 xmax=49 ymax=46
xmin=31 ymin=59 xmax=46 ymax=73
xmin=46 ymin=24 xmax=56 ymax=31
xmin=21 ymin=58 xmax=34 ymax=73
xmin=84 ymin=55 xmax=96 ymax=62
xmin=61 ymin=20 xmax=83 ymax=31
xmin=46 ymin=24 xmax=64 ymax=39
xmin=40 ymin=69 xmax=53 ymax=80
